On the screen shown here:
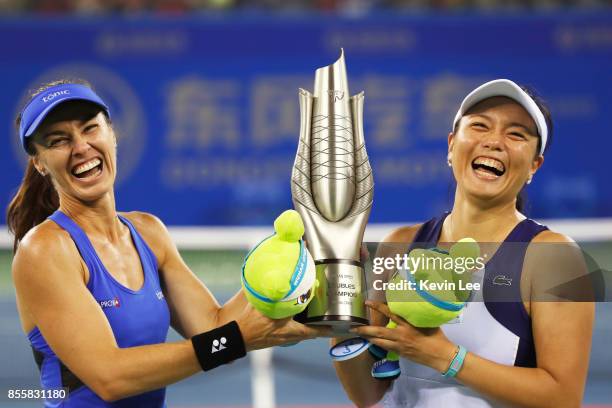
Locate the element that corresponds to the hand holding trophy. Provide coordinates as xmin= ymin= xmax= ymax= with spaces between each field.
xmin=291 ymin=49 xmax=374 ymax=334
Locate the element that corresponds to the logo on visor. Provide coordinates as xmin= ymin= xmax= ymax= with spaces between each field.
xmin=13 ymin=63 xmax=145 ymax=185
xmin=42 ymin=90 xmax=70 ymax=103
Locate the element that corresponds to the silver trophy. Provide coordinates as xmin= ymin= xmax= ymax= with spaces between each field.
xmin=291 ymin=50 xmax=374 ymax=332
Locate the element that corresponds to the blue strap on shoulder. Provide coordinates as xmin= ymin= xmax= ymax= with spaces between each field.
xmin=48 ymin=210 xmax=99 ymax=275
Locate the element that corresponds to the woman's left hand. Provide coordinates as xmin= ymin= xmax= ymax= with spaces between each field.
xmin=350 ymin=301 xmax=458 ymax=373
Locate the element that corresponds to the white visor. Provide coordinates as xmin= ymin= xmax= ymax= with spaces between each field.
xmin=452 ymin=79 xmax=548 ymax=156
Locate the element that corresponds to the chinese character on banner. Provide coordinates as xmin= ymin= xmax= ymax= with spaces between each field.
xmin=250 ymin=75 xmax=310 ymax=148
xmin=165 ymin=76 xmax=241 ymax=150
xmin=356 ymin=75 xmax=412 ymax=149
xmin=422 ymin=74 xmax=486 ymax=140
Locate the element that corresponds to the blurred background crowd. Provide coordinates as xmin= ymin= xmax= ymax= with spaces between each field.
xmin=0 ymin=0 xmax=611 ymax=14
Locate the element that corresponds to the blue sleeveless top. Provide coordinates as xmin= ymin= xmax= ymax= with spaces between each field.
xmin=28 ymin=210 xmax=170 ymax=407
xmin=409 ymin=213 xmax=548 ymax=367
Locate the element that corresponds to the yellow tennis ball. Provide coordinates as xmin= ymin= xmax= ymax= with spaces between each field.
xmin=242 ymin=210 xmax=316 ymax=319
xmin=387 ymin=274 xmax=462 ymax=328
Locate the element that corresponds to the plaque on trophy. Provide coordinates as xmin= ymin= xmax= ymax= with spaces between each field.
xmin=291 ymin=50 xmax=374 ymax=332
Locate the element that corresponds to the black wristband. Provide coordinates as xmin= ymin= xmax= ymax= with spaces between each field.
xmin=191 ymin=321 xmax=247 ymax=371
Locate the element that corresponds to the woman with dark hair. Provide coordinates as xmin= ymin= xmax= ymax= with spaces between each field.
xmin=333 ymin=79 xmax=594 ymax=407
xmin=8 ymin=79 xmax=327 ymax=407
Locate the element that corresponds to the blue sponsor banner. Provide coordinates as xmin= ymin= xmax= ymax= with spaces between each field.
xmin=1 ymin=13 xmax=611 ymax=225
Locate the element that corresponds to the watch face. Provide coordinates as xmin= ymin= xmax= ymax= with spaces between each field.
xmin=329 ymin=337 xmax=370 ymax=362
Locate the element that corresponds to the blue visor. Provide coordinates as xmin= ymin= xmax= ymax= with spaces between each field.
xmin=18 ymin=83 xmax=110 ymax=152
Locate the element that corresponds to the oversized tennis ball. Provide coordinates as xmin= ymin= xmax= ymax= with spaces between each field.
xmin=372 ymin=239 xmax=480 ymax=380
xmin=386 ymin=239 xmax=480 ymax=328
xmin=242 ymin=210 xmax=317 ymax=319
xmin=387 ymin=273 xmax=463 ymax=328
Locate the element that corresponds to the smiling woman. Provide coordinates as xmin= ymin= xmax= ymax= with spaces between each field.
xmin=450 ymin=95 xmax=544 ymax=212
xmin=7 ymin=80 xmax=100 ymax=252
xmin=6 ymin=79 xmax=328 ymax=408
xmin=451 ymin=81 xmax=553 ymax=213
xmin=29 ymin=104 xmax=113 ymax=197
xmin=333 ymin=79 xmax=594 ymax=408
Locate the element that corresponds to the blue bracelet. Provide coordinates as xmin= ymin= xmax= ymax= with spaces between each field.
xmin=443 ymin=345 xmax=467 ymax=378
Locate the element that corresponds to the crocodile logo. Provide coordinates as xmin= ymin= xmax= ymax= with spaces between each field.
xmin=493 ymin=275 xmax=512 ymax=286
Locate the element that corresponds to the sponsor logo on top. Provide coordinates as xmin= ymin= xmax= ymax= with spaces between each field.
xmin=493 ymin=275 xmax=512 ymax=286
xmin=99 ymin=297 xmax=121 ymax=309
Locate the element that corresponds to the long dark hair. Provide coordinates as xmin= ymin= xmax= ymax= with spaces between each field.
xmin=6 ymin=79 xmax=93 ymax=253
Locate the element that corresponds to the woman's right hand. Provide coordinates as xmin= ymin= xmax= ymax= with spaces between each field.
xmin=236 ymin=303 xmax=331 ymax=351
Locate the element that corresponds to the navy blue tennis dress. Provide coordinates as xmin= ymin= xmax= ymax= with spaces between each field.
xmin=383 ymin=213 xmax=548 ymax=408
xmin=28 ymin=210 xmax=171 ymax=407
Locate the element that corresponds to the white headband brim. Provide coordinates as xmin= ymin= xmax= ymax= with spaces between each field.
xmin=452 ymin=79 xmax=548 ymax=156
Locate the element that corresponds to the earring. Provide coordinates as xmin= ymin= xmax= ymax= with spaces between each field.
xmin=526 ymin=176 xmax=533 ymax=185
xmin=447 ymin=154 xmax=452 ymax=167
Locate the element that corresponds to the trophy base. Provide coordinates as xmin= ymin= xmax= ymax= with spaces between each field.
xmin=295 ymin=261 xmax=369 ymax=334
xmin=302 ymin=314 xmax=368 ymax=335
xmin=301 ymin=314 xmax=368 ymax=326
